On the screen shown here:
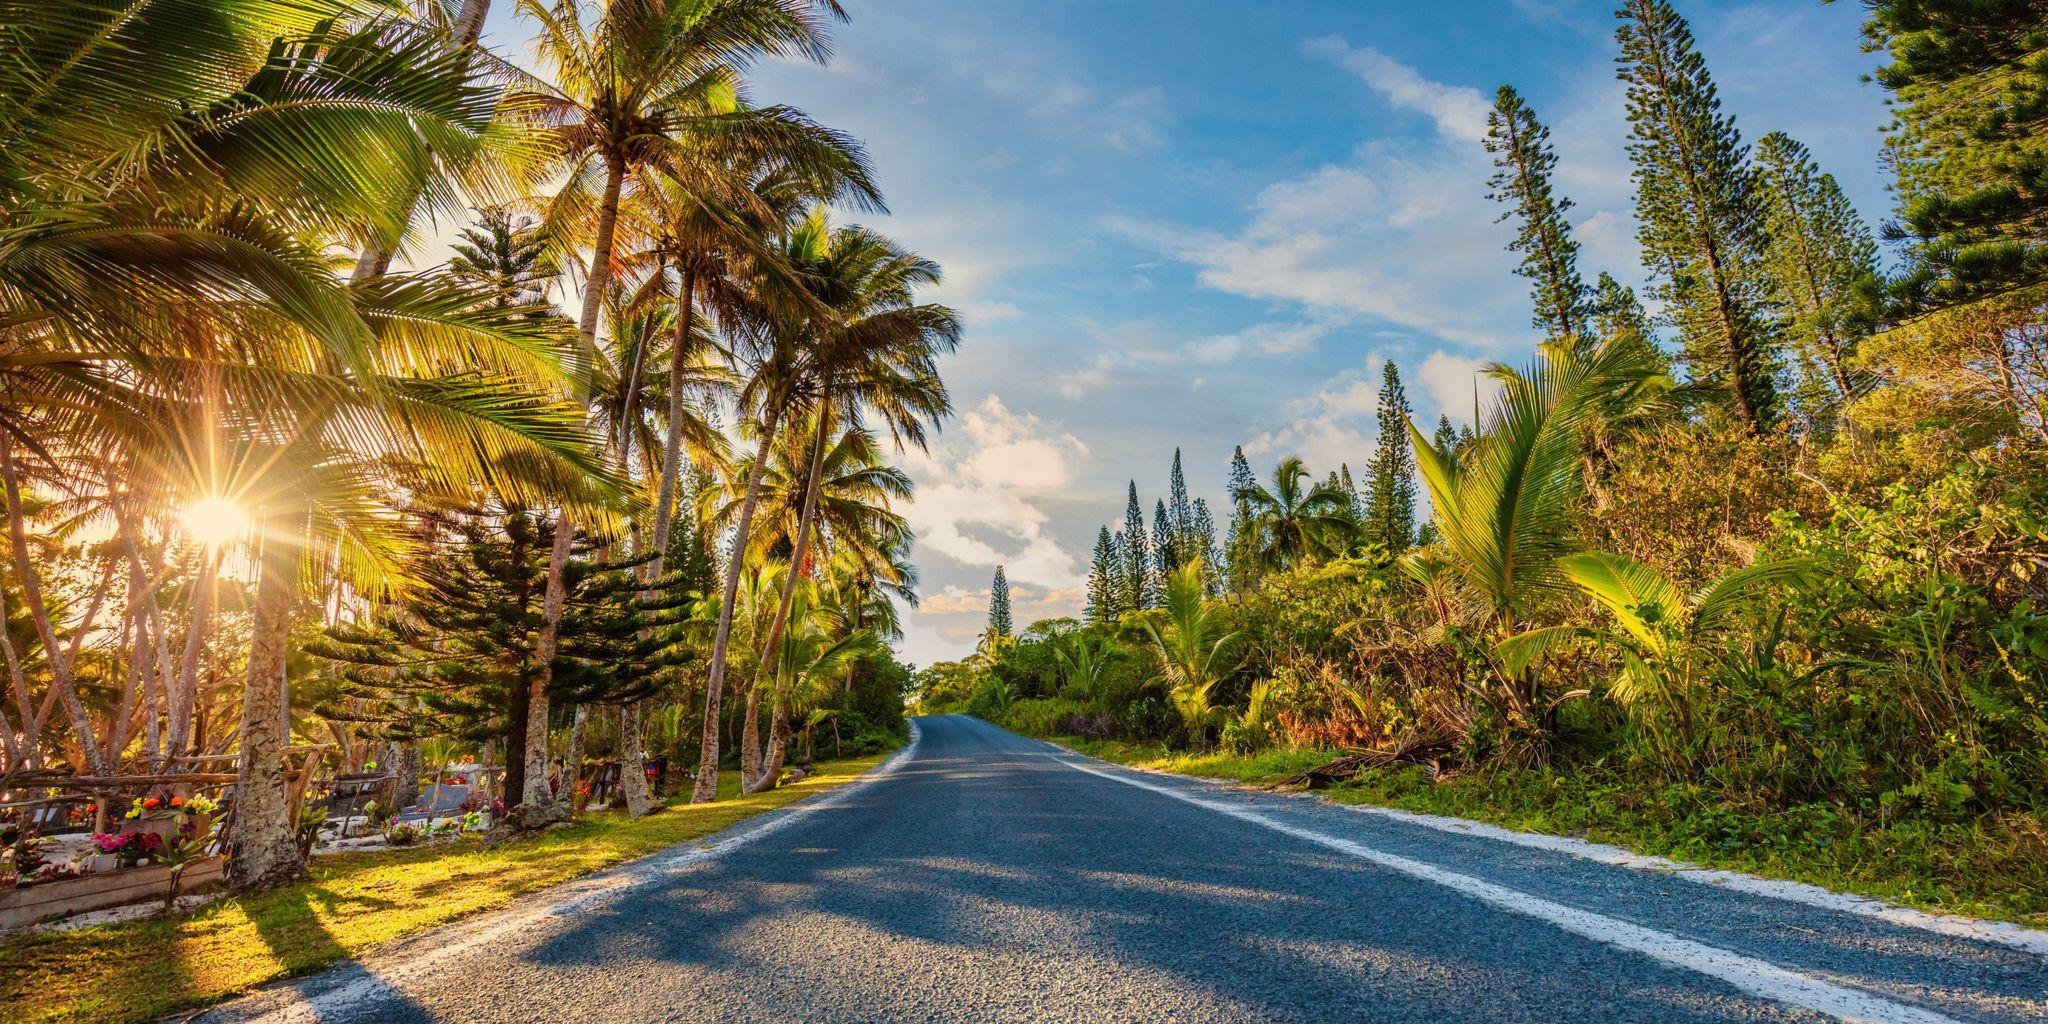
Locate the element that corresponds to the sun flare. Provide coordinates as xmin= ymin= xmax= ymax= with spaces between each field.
xmin=178 ymin=496 xmax=251 ymax=550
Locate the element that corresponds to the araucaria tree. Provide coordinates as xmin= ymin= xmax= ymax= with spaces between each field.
xmin=1362 ymin=361 xmax=1418 ymax=552
xmin=1752 ymin=131 xmax=1880 ymax=420
xmin=1616 ymin=0 xmax=1779 ymax=432
xmin=987 ymin=566 xmax=1013 ymax=639
xmin=1087 ymin=527 xmax=1120 ymax=624
xmin=1865 ymin=0 xmax=2048 ymax=304
xmin=1485 ymin=85 xmax=1590 ymax=341
xmin=1120 ymin=482 xmax=1151 ymax=611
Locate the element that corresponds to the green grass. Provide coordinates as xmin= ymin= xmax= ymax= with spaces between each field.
xmin=1044 ymin=733 xmax=2048 ymax=930
xmin=0 ymin=752 xmax=893 ymax=1024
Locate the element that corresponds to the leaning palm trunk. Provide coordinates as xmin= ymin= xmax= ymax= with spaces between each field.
xmin=167 ymin=553 xmax=218 ymax=760
xmin=744 ymin=396 xmax=832 ymax=794
xmin=525 ymin=150 xmax=626 ymax=817
xmin=649 ymin=268 xmax=697 ymax=557
xmin=348 ymin=0 xmax=494 ymax=282
xmin=0 ymin=434 xmax=109 ymax=775
xmin=691 ymin=403 xmax=783 ymax=803
xmin=226 ymin=533 xmax=305 ymax=892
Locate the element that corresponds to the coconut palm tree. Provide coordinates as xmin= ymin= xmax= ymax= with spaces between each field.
xmin=1405 ymin=334 xmax=1667 ymax=764
xmin=1235 ymin=458 xmax=1356 ymax=573
xmin=0 ymin=4 xmax=619 ymax=885
xmin=1134 ymin=560 xmax=1241 ymax=747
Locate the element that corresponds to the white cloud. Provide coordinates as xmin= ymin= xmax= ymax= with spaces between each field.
xmin=1243 ymin=363 xmax=1386 ymax=474
xmin=899 ymin=397 xmax=1087 ymax=589
xmin=1303 ymin=36 xmax=1492 ymax=143
xmin=1417 ymin=350 xmax=1506 ymax=427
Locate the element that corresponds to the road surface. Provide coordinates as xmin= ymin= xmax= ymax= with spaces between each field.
xmin=199 ymin=714 xmax=2048 ymax=1024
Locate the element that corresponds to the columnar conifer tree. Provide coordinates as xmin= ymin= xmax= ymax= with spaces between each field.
xmin=1224 ymin=446 xmax=1259 ymax=593
xmin=1120 ymin=482 xmax=1150 ymax=610
xmin=1167 ymin=449 xmax=1195 ymax=556
xmin=1152 ymin=499 xmax=1175 ymax=587
xmin=1591 ymin=272 xmax=1652 ymax=340
xmin=1485 ymin=85 xmax=1591 ymax=341
xmin=1864 ymin=0 xmax=2048 ymax=303
xmin=1363 ymin=361 xmax=1418 ymax=552
xmin=987 ymin=566 xmax=1012 ymax=639
xmin=1752 ymin=131 xmax=1879 ymax=409
xmin=1190 ymin=497 xmax=1221 ymax=595
xmin=1087 ymin=527 xmax=1119 ymax=624
xmin=1617 ymin=0 xmax=1780 ymax=432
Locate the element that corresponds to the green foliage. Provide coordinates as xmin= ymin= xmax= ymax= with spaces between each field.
xmin=1866 ymin=0 xmax=2048 ymax=305
xmin=1484 ymin=85 xmax=1590 ymax=340
xmin=1362 ymin=362 xmax=1418 ymax=553
xmin=1616 ymin=0 xmax=1780 ymax=430
xmin=986 ymin=565 xmax=1012 ymax=638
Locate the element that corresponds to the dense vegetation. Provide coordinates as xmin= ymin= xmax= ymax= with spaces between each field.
xmin=2 ymin=0 xmax=930 ymax=894
xmin=920 ymin=0 xmax=2048 ymax=920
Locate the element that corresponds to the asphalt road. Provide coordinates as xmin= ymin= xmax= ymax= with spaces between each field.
xmin=199 ymin=714 xmax=2048 ymax=1024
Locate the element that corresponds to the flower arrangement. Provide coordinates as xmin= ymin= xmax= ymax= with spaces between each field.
xmin=177 ymin=794 xmax=221 ymax=817
xmin=92 ymin=830 xmax=166 ymax=868
xmin=383 ymin=823 xmax=425 ymax=846
xmin=122 ymin=796 xmax=164 ymax=820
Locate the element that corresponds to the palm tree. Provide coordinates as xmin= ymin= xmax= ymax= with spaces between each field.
xmin=1235 ymin=458 xmax=1356 ymax=573
xmin=1406 ymin=334 xmax=1666 ymax=763
xmin=1134 ymin=560 xmax=1241 ymax=747
xmin=692 ymin=216 xmax=952 ymax=798
xmin=1499 ymin=552 xmax=1811 ymax=774
xmin=1 ymin=6 xmax=618 ymax=885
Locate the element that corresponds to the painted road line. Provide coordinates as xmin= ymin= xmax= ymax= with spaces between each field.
xmin=1056 ymin=754 xmax=1962 ymax=1024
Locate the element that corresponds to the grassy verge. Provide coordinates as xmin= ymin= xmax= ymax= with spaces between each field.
xmin=1044 ymin=733 xmax=2048 ymax=930
xmin=0 ymin=751 xmax=893 ymax=1024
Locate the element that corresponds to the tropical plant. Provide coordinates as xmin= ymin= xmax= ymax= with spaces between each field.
xmin=1133 ymin=560 xmax=1241 ymax=747
xmin=1234 ymin=458 xmax=1356 ymax=573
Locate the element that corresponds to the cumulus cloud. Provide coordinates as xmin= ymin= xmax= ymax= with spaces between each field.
xmin=1244 ymin=363 xmax=1385 ymax=474
xmin=1417 ymin=350 xmax=1506 ymax=427
xmin=899 ymin=397 xmax=1087 ymax=589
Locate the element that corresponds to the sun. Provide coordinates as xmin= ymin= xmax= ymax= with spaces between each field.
xmin=178 ymin=497 xmax=252 ymax=550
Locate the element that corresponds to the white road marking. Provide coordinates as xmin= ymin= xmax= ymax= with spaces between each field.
xmin=1344 ymin=802 xmax=2048 ymax=959
xmin=201 ymin=723 xmax=924 ymax=1024
xmin=1055 ymin=753 xmax=1964 ymax=1024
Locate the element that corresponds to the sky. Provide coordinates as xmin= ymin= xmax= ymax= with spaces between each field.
xmin=477 ymin=0 xmax=1894 ymax=668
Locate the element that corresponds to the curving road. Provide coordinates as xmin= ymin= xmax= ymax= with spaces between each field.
xmin=199 ymin=715 xmax=2048 ymax=1024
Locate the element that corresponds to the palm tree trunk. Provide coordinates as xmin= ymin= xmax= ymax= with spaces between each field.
xmin=739 ymin=675 xmax=765 ymax=789
xmin=619 ymin=702 xmax=656 ymax=816
xmin=564 ymin=702 xmax=587 ymax=799
xmin=691 ymin=402 xmax=783 ymax=803
xmin=743 ymin=395 xmax=832 ymax=794
xmin=348 ymin=0 xmax=495 ymax=282
xmin=0 ymin=584 xmax=36 ymax=769
xmin=650 ymin=267 xmax=697 ymax=563
xmin=0 ymin=433 xmax=108 ymax=775
xmin=523 ymin=150 xmax=625 ymax=818
xmin=522 ymin=512 xmax=575 ymax=813
xmin=226 ymin=529 xmax=306 ymax=892
xmin=168 ymin=553 xmax=219 ymax=760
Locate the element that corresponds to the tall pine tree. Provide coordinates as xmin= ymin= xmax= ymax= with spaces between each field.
xmin=1224 ymin=446 xmax=1260 ymax=594
xmin=1190 ymin=497 xmax=1221 ymax=595
xmin=1120 ymin=481 xmax=1151 ymax=610
xmin=1753 ymin=130 xmax=1879 ymax=412
xmin=1865 ymin=0 xmax=2048 ymax=304
xmin=1485 ymin=85 xmax=1591 ymax=341
xmin=1362 ymin=361 xmax=1418 ymax=552
xmin=1590 ymin=271 xmax=1652 ymax=340
xmin=1617 ymin=0 xmax=1779 ymax=432
xmin=987 ymin=566 xmax=1012 ymax=639
xmin=1087 ymin=527 xmax=1119 ymax=624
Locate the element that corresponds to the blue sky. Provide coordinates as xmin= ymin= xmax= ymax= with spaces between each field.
xmin=482 ymin=1 xmax=1892 ymax=666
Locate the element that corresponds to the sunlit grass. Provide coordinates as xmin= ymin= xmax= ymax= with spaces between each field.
xmin=0 ymin=752 xmax=891 ymax=1024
